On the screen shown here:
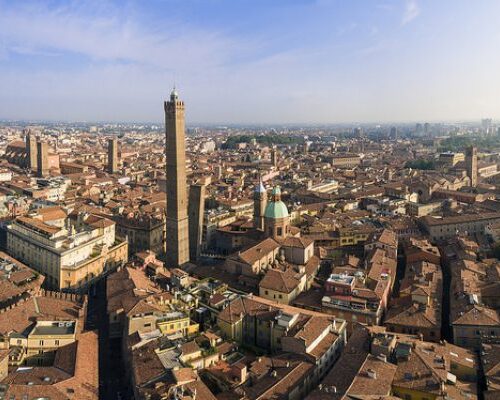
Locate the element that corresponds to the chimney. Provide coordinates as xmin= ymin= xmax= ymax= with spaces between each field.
xmin=366 ymin=368 xmax=377 ymax=379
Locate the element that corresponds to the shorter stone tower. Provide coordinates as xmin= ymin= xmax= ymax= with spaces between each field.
xmin=465 ymin=145 xmax=477 ymax=187
xmin=37 ymin=141 xmax=49 ymax=178
xmin=108 ymin=138 xmax=119 ymax=174
xmin=26 ymin=132 xmax=38 ymax=172
xmin=254 ymin=177 xmax=267 ymax=231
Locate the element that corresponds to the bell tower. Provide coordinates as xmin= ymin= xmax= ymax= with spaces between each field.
xmin=254 ymin=176 xmax=267 ymax=231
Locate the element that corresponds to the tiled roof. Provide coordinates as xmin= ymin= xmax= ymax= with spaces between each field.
xmin=237 ymin=238 xmax=280 ymax=265
xmin=259 ymin=268 xmax=302 ymax=294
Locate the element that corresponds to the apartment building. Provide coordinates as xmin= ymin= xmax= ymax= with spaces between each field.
xmin=107 ymin=266 xmax=198 ymax=339
xmin=218 ymin=295 xmax=347 ymax=391
xmin=6 ymin=207 xmax=128 ymax=290
xmin=326 ymin=153 xmax=361 ymax=168
xmin=114 ymin=212 xmax=165 ymax=255
xmin=0 ymin=290 xmax=86 ymax=366
xmin=438 ymin=236 xmax=500 ymax=350
xmin=307 ymin=325 xmax=479 ymax=400
xmin=385 ymin=260 xmax=443 ymax=341
xmin=420 ymin=212 xmax=500 ymax=241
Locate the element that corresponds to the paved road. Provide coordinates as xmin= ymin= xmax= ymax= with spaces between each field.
xmin=440 ymin=259 xmax=452 ymax=342
xmin=86 ymin=278 xmax=130 ymax=400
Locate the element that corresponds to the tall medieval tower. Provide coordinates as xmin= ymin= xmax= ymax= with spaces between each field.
xmin=107 ymin=138 xmax=119 ymax=174
xmin=165 ymin=88 xmax=190 ymax=267
xmin=465 ymin=145 xmax=477 ymax=187
xmin=26 ymin=132 xmax=37 ymax=172
xmin=37 ymin=141 xmax=49 ymax=178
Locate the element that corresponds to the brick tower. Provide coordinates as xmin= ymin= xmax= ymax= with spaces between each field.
xmin=26 ymin=131 xmax=37 ymax=172
xmin=465 ymin=145 xmax=477 ymax=187
xmin=107 ymin=138 xmax=118 ymax=174
xmin=37 ymin=141 xmax=49 ymax=178
xmin=165 ymin=88 xmax=190 ymax=267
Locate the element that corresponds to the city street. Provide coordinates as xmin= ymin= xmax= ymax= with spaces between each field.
xmin=87 ymin=278 xmax=130 ymax=400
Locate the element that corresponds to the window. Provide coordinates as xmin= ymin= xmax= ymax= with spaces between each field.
xmin=55 ymin=340 xmax=60 ymax=346
xmin=39 ymin=340 xmax=44 ymax=346
xmin=277 ymin=227 xmax=283 ymax=236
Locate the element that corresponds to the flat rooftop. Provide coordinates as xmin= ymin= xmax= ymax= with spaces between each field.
xmin=30 ymin=321 xmax=76 ymax=336
xmin=327 ymin=273 xmax=355 ymax=285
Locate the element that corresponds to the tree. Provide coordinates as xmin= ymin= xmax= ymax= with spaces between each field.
xmin=405 ymin=159 xmax=435 ymax=170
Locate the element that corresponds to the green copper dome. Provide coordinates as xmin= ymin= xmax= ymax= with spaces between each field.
xmin=272 ymin=186 xmax=281 ymax=196
xmin=264 ymin=200 xmax=289 ymax=219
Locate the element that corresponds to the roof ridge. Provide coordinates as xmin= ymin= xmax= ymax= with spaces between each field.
xmin=414 ymin=347 xmax=443 ymax=384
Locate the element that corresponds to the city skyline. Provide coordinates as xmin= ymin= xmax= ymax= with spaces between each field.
xmin=1 ymin=0 xmax=500 ymax=124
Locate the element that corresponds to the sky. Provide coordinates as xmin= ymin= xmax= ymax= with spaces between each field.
xmin=1 ymin=0 xmax=500 ymax=124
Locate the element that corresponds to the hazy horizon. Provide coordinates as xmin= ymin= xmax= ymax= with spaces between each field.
xmin=1 ymin=0 xmax=500 ymax=124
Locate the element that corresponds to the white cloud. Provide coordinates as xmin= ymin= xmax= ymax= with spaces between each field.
xmin=401 ymin=0 xmax=420 ymax=25
xmin=0 ymin=2 xmax=238 ymax=73
xmin=1 ymin=1 xmax=499 ymax=124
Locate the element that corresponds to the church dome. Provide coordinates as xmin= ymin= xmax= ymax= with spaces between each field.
xmin=264 ymin=199 xmax=289 ymax=219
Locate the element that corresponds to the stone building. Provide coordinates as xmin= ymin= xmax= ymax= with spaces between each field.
xmin=420 ymin=212 xmax=500 ymax=241
xmin=114 ymin=212 xmax=165 ymax=256
xmin=6 ymin=207 xmax=128 ymax=290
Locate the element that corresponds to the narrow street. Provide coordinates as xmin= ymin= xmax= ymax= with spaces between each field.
xmin=440 ymin=260 xmax=452 ymax=342
xmin=86 ymin=278 xmax=130 ymax=400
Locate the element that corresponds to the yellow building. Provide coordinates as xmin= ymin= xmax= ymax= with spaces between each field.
xmin=7 ymin=208 xmax=128 ymax=290
xmin=259 ymin=267 xmax=307 ymax=305
xmin=5 ymin=320 xmax=78 ymax=367
xmin=25 ymin=320 xmax=77 ymax=366
xmin=339 ymin=226 xmax=374 ymax=246
xmin=157 ymin=313 xmax=199 ymax=337
xmin=122 ymin=293 xmax=199 ymax=339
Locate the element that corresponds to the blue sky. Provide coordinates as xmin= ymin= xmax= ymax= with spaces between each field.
xmin=1 ymin=0 xmax=500 ymax=124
